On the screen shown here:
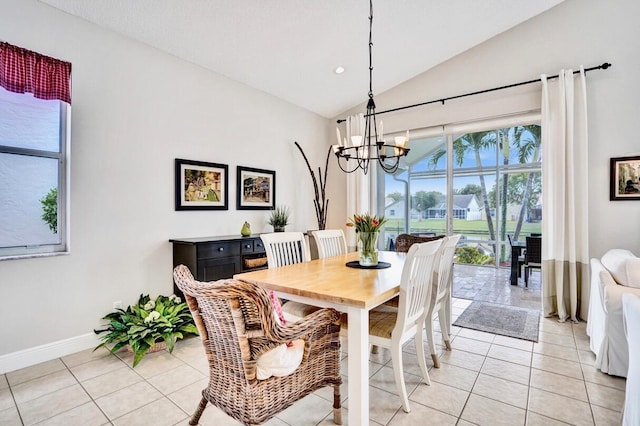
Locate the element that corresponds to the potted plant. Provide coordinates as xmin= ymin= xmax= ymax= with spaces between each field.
xmin=94 ymin=294 xmax=198 ymax=367
xmin=268 ymin=205 xmax=290 ymax=232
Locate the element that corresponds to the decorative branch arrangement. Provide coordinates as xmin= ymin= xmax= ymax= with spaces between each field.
xmin=294 ymin=141 xmax=331 ymax=230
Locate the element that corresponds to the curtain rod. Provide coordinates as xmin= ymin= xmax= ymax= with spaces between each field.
xmin=336 ymin=62 xmax=611 ymax=124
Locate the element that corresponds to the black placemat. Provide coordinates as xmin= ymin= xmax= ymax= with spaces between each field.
xmin=345 ymin=261 xmax=391 ymax=269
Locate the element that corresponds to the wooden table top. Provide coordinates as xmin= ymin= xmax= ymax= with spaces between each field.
xmin=233 ymin=251 xmax=406 ymax=309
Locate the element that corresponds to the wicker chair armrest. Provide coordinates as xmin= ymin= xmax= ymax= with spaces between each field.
xmin=265 ymin=307 xmax=341 ymax=343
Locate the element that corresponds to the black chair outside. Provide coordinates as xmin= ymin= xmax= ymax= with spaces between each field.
xmin=508 ymin=234 xmax=526 ymax=284
xmin=523 ymin=236 xmax=542 ymax=287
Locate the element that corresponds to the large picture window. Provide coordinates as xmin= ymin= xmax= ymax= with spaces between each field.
xmin=379 ymin=113 xmax=541 ymax=268
xmin=0 ymin=42 xmax=71 ymax=259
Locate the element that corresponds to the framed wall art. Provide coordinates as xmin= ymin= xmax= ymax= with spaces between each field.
xmin=237 ymin=166 xmax=276 ymax=210
xmin=610 ymin=155 xmax=640 ymax=201
xmin=175 ymin=159 xmax=228 ymax=210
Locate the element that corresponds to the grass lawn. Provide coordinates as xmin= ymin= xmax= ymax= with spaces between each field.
xmin=385 ymin=218 xmax=542 ymax=238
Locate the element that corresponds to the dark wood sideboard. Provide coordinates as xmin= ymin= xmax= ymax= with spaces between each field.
xmin=170 ymin=235 xmax=267 ymax=296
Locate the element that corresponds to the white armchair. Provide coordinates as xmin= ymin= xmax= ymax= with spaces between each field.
xmin=587 ymin=249 xmax=640 ymax=377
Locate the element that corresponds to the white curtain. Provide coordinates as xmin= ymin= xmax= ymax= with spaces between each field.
xmin=541 ymin=67 xmax=590 ymax=322
xmin=345 ymin=114 xmax=378 ymax=250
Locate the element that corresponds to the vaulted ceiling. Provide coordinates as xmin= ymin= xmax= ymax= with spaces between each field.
xmin=39 ymin=0 xmax=565 ymax=118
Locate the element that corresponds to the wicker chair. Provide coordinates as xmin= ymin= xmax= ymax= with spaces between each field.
xmin=173 ymin=265 xmax=343 ymax=425
xmin=394 ymin=233 xmax=445 ymax=253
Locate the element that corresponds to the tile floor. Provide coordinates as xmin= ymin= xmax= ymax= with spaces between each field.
xmin=0 ymin=267 xmax=626 ymax=426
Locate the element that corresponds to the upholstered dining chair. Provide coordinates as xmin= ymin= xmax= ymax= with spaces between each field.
xmin=311 ymin=229 xmax=348 ymax=258
xmin=622 ymin=293 xmax=640 ymax=426
xmin=342 ymin=239 xmax=443 ymax=413
xmin=425 ymin=234 xmax=461 ymax=368
xmin=173 ymin=265 xmax=343 ymax=426
xmin=523 ymin=236 xmax=542 ymax=287
xmin=260 ymin=232 xmax=317 ymax=320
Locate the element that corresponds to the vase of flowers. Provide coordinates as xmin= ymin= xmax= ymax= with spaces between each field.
xmin=94 ymin=294 xmax=198 ymax=367
xmin=347 ymin=213 xmax=388 ymax=266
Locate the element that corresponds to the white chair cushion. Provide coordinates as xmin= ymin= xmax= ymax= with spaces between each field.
xmin=625 ymin=258 xmax=640 ymax=289
xmin=256 ymin=339 xmax=305 ymax=380
xmin=601 ymin=249 xmax=637 ymax=286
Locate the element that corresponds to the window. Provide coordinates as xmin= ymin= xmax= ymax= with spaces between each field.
xmin=378 ymin=113 xmax=541 ymax=267
xmin=0 ymin=42 xmax=71 ymax=259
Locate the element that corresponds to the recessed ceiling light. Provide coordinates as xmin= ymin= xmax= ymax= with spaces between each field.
xmin=334 ymin=66 xmax=345 ymax=74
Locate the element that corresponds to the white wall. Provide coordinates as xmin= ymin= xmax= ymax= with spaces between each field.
xmin=0 ymin=0 xmax=341 ymax=366
xmin=4 ymin=0 xmax=639 ymax=371
xmin=335 ymin=0 xmax=640 ymax=259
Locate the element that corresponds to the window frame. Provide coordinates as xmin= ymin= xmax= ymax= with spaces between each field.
xmin=0 ymin=96 xmax=70 ymax=260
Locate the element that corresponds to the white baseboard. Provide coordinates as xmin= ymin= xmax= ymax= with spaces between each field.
xmin=0 ymin=333 xmax=101 ymax=374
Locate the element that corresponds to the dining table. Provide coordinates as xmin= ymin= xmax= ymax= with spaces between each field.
xmin=233 ymin=250 xmax=452 ymax=426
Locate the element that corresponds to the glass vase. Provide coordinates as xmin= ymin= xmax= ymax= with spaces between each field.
xmin=357 ymin=231 xmax=379 ymax=266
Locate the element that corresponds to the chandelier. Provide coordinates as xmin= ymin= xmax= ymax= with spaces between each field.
xmin=333 ymin=0 xmax=410 ymax=174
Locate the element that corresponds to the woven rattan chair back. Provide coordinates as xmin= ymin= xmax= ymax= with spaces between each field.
xmin=311 ymin=229 xmax=347 ymax=259
xmin=425 ymin=234 xmax=461 ymax=368
xmin=173 ymin=265 xmax=343 ymax=425
xmin=394 ymin=233 xmax=445 ymax=253
xmin=261 ymin=232 xmax=311 ymax=268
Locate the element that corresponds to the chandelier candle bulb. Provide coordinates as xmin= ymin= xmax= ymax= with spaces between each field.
xmin=336 ymin=128 xmax=342 ymax=146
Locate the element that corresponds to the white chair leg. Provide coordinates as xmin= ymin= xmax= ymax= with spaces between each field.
xmin=425 ymin=310 xmax=440 ymax=368
xmin=438 ymin=305 xmax=451 ymax=351
xmin=415 ymin=328 xmax=432 ymax=385
xmin=390 ymin=343 xmax=411 ymax=413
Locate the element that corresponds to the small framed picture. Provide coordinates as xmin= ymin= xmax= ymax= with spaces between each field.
xmin=610 ymin=156 xmax=640 ymax=200
xmin=237 ymin=166 xmax=276 ymax=210
xmin=175 ymin=159 xmax=228 ymax=210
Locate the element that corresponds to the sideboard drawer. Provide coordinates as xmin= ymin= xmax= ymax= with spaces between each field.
xmin=197 ymin=242 xmax=240 ymax=259
xmin=240 ymin=240 xmax=255 ymax=253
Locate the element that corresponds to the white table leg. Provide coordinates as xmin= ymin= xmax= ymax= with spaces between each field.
xmin=347 ymin=306 xmax=369 ymax=426
xmin=445 ymin=287 xmax=453 ymax=336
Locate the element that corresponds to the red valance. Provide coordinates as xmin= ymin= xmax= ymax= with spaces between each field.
xmin=0 ymin=42 xmax=71 ymax=104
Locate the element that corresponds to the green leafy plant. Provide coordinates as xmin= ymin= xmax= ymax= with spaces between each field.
xmin=454 ymin=246 xmax=494 ymax=265
xmin=94 ymin=294 xmax=198 ymax=367
xmin=268 ymin=205 xmax=290 ymax=230
xmin=40 ymin=187 xmax=58 ymax=233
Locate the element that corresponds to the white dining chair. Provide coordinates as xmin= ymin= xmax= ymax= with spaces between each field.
xmin=260 ymin=232 xmax=311 ymax=267
xmin=622 ymin=293 xmax=640 ymax=426
xmin=260 ymin=232 xmax=317 ymax=321
xmin=425 ymin=234 xmax=461 ymax=368
xmin=343 ymin=239 xmax=443 ymax=413
xmin=311 ymin=229 xmax=347 ymax=258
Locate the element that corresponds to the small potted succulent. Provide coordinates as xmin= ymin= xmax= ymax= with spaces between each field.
xmin=268 ymin=205 xmax=290 ymax=232
xmin=94 ymin=294 xmax=198 ymax=367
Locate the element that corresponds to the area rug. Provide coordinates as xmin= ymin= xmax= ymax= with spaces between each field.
xmin=453 ymin=301 xmax=540 ymax=342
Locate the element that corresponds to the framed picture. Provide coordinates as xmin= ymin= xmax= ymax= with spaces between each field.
xmin=610 ymin=156 xmax=640 ymax=200
xmin=175 ymin=159 xmax=228 ymax=210
xmin=237 ymin=166 xmax=276 ymax=210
